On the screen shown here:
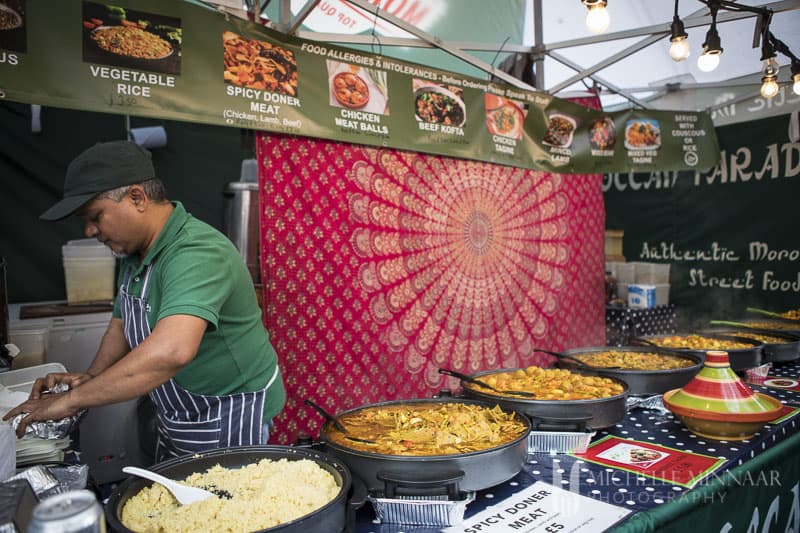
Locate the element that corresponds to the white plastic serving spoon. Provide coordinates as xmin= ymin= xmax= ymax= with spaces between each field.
xmin=122 ymin=466 xmax=215 ymax=505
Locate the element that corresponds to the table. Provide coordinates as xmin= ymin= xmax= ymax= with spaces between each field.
xmin=354 ymin=360 xmax=800 ymax=533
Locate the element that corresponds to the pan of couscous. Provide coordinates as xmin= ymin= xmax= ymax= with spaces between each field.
xmin=105 ymin=445 xmax=362 ymax=533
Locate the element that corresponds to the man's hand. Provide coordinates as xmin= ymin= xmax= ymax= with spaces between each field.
xmin=2 ymin=391 xmax=80 ymax=438
xmin=28 ymin=372 xmax=94 ymax=399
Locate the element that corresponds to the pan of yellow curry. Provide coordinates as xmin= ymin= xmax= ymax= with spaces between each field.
xmin=317 ymin=398 xmax=530 ymax=494
xmin=533 ymin=346 xmax=702 ymax=395
xmin=456 ymin=366 xmax=629 ymax=431
xmin=633 ymin=331 xmax=763 ymax=371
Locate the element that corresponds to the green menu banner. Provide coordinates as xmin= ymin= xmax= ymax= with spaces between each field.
xmin=0 ymin=0 xmax=720 ymax=173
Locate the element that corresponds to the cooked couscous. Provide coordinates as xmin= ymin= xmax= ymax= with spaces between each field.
xmin=121 ymin=458 xmax=339 ymax=532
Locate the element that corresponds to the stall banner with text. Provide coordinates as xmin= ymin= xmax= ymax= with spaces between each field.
xmin=575 ymin=436 xmax=725 ymax=488
xmin=604 ymin=112 xmax=800 ymax=327
xmin=0 ymin=0 xmax=718 ymax=173
xmin=257 ymin=133 xmax=606 ymax=444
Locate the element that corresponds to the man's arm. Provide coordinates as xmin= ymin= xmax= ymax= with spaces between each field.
xmin=3 ymin=314 xmax=207 ymax=436
xmin=27 ymin=318 xmax=131 ymax=399
xmin=86 ymin=317 xmax=130 ymax=376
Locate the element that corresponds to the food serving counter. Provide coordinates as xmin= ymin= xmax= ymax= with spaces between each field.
xmin=352 ymin=360 xmax=800 ymax=533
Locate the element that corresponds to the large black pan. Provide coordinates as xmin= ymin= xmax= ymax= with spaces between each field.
xmin=732 ymin=317 xmax=800 ymax=336
xmin=316 ymin=398 xmax=530 ymax=495
xmin=534 ymin=346 xmax=703 ymax=395
xmin=105 ymin=445 xmax=362 ymax=533
xmin=633 ymin=331 xmax=763 ymax=371
xmin=457 ymin=367 xmax=629 ymax=431
xmin=705 ymin=325 xmax=800 ymax=363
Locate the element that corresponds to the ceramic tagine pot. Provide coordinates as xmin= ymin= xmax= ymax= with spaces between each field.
xmin=662 ymin=350 xmax=783 ymax=440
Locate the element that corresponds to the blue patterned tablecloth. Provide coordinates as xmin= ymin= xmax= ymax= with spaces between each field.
xmin=355 ymin=361 xmax=800 ymax=533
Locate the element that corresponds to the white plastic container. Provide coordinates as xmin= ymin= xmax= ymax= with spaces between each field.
xmin=8 ymin=326 xmax=49 ymax=369
xmin=62 ymin=239 xmax=116 ymax=304
xmin=633 ymin=262 xmax=671 ymax=284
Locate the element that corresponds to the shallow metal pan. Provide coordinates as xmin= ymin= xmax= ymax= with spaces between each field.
xmin=316 ymin=398 xmax=530 ymax=495
xmin=458 ymin=367 xmax=629 ymax=431
xmin=537 ymin=346 xmax=703 ymax=395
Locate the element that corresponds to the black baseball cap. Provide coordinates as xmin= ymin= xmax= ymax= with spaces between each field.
xmin=41 ymin=140 xmax=156 ymax=221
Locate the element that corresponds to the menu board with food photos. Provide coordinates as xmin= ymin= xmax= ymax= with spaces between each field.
xmin=0 ymin=0 xmax=720 ymax=173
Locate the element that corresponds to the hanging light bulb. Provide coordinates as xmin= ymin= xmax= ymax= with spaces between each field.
xmin=760 ymin=58 xmax=780 ymax=99
xmin=697 ymin=18 xmax=722 ymax=72
xmin=583 ymin=0 xmax=610 ymax=34
xmin=792 ymin=62 xmax=800 ymax=96
xmin=669 ymin=17 xmax=690 ymax=61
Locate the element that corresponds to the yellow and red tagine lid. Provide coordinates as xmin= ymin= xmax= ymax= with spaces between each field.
xmin=663 ymin=351 xmax=782 ymax=421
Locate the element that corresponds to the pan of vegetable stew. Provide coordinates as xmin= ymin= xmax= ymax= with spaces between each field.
xmin=534 ymin=346 xmax=703 ymax=395
xmin=457 ymin=366 xmax=629 ymax=431
xmin=633 ymin=331 xmax=763 ymax=371
xmin=316 ymin=398 xmax=530 ymax=495
xmin=705 ymin=324 xmax=800 ymax=363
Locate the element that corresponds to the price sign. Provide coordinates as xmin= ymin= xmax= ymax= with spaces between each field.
xmin=443 ymin=481 xmax=631 ymax=533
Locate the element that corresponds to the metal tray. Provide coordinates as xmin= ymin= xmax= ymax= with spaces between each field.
xmin=528 ymin=430 xmax=595 ymax=455
xmin=367 ymin=492 xmax=475 ymax=527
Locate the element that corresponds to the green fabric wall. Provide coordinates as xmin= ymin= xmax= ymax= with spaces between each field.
xmin=0 ymin=101 xmax=254 ymax=303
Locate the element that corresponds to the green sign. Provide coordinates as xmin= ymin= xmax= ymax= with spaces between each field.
xmin=604 ymin=112 xmax=800 ymax=327
xmin=0 ymin=0 xmax=720 ymax=173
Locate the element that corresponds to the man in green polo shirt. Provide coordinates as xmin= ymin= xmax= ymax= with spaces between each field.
xmin=4 ymin=140 xmax=285 ymax=460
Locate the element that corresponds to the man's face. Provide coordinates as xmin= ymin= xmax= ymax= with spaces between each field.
xmin=77 ymin=194 xmax=141 ymax=258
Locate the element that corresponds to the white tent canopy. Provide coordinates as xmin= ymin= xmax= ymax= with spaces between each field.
xmin=214 ymin=0 xmax=800 ymax=122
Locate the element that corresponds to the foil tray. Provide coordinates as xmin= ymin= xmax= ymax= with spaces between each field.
xmin=368 ymin=491 xmax=476 ymax=527
xmin=528 ymin=430 xmax=596 ymax=455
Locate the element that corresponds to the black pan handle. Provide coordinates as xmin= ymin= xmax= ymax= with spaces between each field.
xmin=304 ymin=399 xmax=347 ymax=434
xmin=438 ymin=368 xmax=501 ymax=394
xmin=532 ymin=348 xmax=564 ymax=358
xmin=530 ymin=414 xmax=591 ymax=432
xmin=377 ymin=469 xmax=464 ymax=499
xmin=630 ymin=337 xmax=664 ymax=348
xmin=345 ymin=475 xmax=368 ymax=533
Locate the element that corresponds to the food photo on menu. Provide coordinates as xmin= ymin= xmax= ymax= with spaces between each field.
xmin=81 ymin=1 xmax=182 ymax=75
xmin=589 ymin=116 xmax=616 ymax=151
xmin=484 ymin=94 xmax=527 ymax=140
xmin=542 ymin=112 xmax=577 ymax=148
xmin=624 ymin=118 xmax=662 ymax=150
xmin=0 ymin=0 xmax=26 ymax=53
xmin=327 ymin=60 xmax=388 ymax=114
xmin=412 ymin=78 xmax=465 ymax=127
xmin=596 ymin=442 xmax=669 ymax=469
xmin=223 ymin=31 xmax=298 ymax=96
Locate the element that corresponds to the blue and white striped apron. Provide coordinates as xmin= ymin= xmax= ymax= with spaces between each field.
xmin=119 ymin=263 xmax=278 ymax=461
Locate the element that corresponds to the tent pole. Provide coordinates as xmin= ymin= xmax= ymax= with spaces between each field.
xmin=532 ymin=0 xmax=545 ymax=91
xmin=339 ymin=0 xmax=537 ymax=91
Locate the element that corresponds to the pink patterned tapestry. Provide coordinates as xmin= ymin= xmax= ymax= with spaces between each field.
xmin=257 ymin=134 xmax=606 ymax=444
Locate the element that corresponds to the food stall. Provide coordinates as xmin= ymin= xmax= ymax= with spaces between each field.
xmin=1 ymin=0 xmax=799 ymax=531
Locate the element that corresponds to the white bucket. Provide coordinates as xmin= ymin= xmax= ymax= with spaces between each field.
xmin=61 ymin=239 xmax=116 ymax=304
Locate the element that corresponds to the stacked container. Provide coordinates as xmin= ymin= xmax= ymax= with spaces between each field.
xmin=62 ymin=239 xmax=116 ymax=304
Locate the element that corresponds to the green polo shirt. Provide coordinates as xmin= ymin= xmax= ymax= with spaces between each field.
xmin=112 ymin=202 xmax=285 ymax=420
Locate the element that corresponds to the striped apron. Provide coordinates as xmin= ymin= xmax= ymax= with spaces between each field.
xmin=119 ymin=263 xmax=278 ymax=461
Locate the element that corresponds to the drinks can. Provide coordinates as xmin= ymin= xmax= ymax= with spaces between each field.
xmin=27 ymin=489 xmax=106 ymax=533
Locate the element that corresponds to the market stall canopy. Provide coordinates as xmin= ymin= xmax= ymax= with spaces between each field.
xmin=216 ymin=0 xmax=800 ymax=122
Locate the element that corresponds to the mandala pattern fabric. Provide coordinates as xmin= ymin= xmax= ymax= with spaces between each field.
xmin=257 ymin=134 xmax=606 ymax=444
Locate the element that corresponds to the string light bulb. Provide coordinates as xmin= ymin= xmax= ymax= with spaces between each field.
xmin=792 ymin=62 xmax=800 ymax=96
xmin=697 ymin=12 xmax=723 ymax=72
xmin=583 ymin=0 xmax=610 ymax=34
xmin=760 ymin=58 xmax=780 ymax=98
xmin=669 ymin=17 xmax=690 ymax=61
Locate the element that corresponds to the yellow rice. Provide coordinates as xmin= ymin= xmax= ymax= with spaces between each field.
xmin=121 ymin=458 xmax=339 ymax=532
